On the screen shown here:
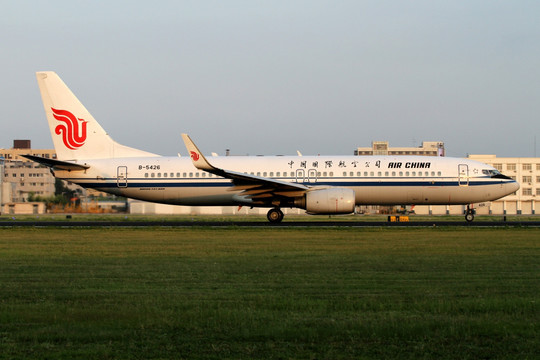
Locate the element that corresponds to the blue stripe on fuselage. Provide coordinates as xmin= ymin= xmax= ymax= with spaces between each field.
xmin=66 ymin=178 xmax=514 ymax=189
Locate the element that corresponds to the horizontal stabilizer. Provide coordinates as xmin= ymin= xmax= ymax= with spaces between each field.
xmin=21 ymin=154 xmax=89 ymax=171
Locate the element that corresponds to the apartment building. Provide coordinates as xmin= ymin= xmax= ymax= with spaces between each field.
xmin=355 ymin=141 xmax=445 ymax=156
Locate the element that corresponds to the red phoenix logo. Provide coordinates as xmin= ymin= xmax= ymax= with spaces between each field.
xmin=52 ymin=108 xmax=88 ymax=149
xmin=190 ymin=151 xmax=200 ymax=161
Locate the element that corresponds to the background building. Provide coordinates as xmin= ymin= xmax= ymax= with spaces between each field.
xmin=1 ymin=140 xmax=57 ymax=204
xmin=1 ymin=140 xmax=57 ymax=162
xmin=0 ymin=140 xmax=109 ymax=214
xmin=355 ymin=141 xmax=445 ymax=156
xmin=3 ymin=159 xmax=56 ymax=202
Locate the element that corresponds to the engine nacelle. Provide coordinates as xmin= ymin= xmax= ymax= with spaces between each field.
xmin=295 ymin=188 xmax=356 ymax=214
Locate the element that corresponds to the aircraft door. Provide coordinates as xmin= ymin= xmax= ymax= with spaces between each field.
xmin=458 ymin=164 xmax=469 ymax=186
xmin=117 ymin=166 xmax=128 ymax=188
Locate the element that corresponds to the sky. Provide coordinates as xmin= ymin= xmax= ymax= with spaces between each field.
xmin=1 ymin=1 xmax=539 ymax=158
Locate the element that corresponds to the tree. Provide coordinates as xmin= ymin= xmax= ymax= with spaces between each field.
xmin=54 ymin=179 xmax=77 ymax=205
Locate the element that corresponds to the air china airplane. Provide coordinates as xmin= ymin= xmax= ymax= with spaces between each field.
xmin=24 ymin=72 xmax=519 ymax=223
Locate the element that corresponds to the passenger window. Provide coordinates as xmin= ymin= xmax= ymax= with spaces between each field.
xmin=343 ymin=171 xmax=347 ymax=176
xmin=399 ymin=171 xmax=403 ymax=176
xmin=385 ymin=171 xmax=389 ymax=176
xmin=145 ymin=173 xmax=148 ymax=178
xmin=163 ymin=173 xmax=167 ymax=178
xmin=357 ymin=172 xmax=361 ymax=176
xmin=329 ymin=172 xmax=334 ymax=177
xmin=350 ymin=172 xmax=354 ymax=177
xmin=151 ymin=173 xmax=155 ymax=178
xmin=323 ymin=172 xmax=327 ymax=177
xmin=157 ymin=173 xmax=161 ymax=178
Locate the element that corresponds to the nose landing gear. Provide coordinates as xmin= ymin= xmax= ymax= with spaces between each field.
xmin=267 ymin=208 xmax=284 ymax=223
xmin=465 ymin=205 xmax=476 ymax=222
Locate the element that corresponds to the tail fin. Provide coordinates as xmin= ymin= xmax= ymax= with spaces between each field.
xmin=36 ymin=71 xmax=158 ymax=160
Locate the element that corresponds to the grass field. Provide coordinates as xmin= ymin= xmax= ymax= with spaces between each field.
xmin=2 ymin=213 xmax=540 ymax=222
xmin=0 ymin=227 xmax=538 ymax=359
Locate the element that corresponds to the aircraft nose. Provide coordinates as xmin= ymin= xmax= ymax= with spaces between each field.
xmin=507 ymin=180 xmax=520 ymax=195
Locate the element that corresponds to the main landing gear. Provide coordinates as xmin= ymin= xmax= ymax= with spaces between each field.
xmin=465 ymin=205 xmax=476 ymax=222
xmin=267 ymin=208 xmax=284 ymax=223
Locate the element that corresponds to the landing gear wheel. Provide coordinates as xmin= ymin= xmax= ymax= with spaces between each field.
xmin=267 ymin=208 xmax=284 ymax=223
xmin=465 ymin=205 xmax=475 ymax=222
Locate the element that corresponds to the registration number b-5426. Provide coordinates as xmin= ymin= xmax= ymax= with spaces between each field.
xmin=138 ymin=165 xmax=160 ymax=170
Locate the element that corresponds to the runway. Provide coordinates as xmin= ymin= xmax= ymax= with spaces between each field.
xmin=2 ymin=220 xmax=540 ymax=227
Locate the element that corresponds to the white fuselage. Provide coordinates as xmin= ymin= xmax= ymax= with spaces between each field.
xmin=54 ymin=155 xmax=519 ymax=208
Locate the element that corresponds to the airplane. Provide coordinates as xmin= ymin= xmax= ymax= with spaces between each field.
xmin=23 ymin=71 xmax=519 ymax=223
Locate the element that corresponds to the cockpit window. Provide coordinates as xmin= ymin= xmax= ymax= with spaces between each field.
xmin=482 ymin=169 xmax=512 ymax=180
xmin=482 ymin=169 xmax=501 ymax=176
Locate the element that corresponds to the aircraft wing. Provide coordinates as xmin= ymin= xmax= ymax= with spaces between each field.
xmin=21 ymin=154 xmax=90 ymax=171
xmin=181 ymin=134 xmax=309 ymax=203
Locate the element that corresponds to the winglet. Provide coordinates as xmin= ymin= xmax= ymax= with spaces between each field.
xmin=181 ymin=134 xmax=217 ymax=172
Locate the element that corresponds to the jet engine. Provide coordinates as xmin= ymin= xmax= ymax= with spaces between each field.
xmin=295 ymin=188 xmax=355 ymax=214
